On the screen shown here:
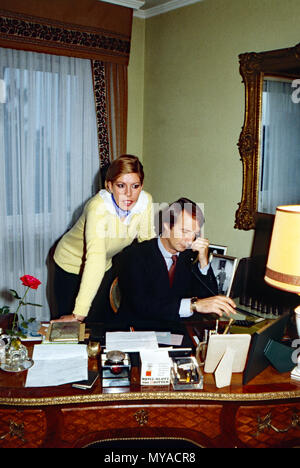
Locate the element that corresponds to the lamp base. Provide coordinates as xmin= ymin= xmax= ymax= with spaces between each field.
xmin=295 ymin=305 xmax=300 ymax=337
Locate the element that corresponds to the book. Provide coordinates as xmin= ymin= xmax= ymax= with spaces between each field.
xmin=44 ymin=321 xmax=85 ymax=344
xmin=72 ymin=370 xmax=99 ymax=389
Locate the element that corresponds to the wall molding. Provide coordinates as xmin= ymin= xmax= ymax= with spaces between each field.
xmin=134 ymin=0 xmax=203 ymax=19
xmin=100 ymin=0 xmax=145 ymax=9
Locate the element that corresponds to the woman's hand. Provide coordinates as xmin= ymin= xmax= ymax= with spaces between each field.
xmin=194 ymin=295 xmax=236 ymax=317
xmin=51 ymin=314 xmax=85 ymax=323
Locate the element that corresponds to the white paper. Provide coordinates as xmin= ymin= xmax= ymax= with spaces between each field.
xmin=105 ymin=331 xmax=159 ymax=352
xmin=25 ymin=344 xmax=88 ymax=387
xmin=140 ymin=349 xmax=170 ymax=363
xmin=171 ymin=334 xmax=184 ymax=346
xmin=140 ymin=349 xmax=171 ymax=386
xmin=155 ymin=331 xmax=171 ymax=345
xmin=155 ymin=332 xmax=183 ymax=346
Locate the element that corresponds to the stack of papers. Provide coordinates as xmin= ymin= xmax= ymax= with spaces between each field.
xmin=105 ymin=331 xmax=184 ymax=352
xmin=25 ymin=344 xmax=88 ymax=387
xmin=105 ymin=331 xmax=159 ymax=352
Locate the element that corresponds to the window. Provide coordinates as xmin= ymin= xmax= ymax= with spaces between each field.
xmin=0 ymin=48 xmax=99 ymax=321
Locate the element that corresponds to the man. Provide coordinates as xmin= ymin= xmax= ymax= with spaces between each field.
xmin=118 ymin=198 xmax=236 ymax=323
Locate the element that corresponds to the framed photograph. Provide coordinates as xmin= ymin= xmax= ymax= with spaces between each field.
xmin=210 ymin=254 xmax=237 ymax=297
xmin=208 ymin=244 xmax=227 ymax=258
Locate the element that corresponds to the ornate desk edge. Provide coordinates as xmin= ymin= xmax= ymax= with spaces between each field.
xmin=1 ymin=390 xmax=300 ymax=406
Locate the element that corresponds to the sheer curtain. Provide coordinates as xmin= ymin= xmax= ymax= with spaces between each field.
xmin=0 ymin=48 xmax=99 ymax=321
xmin=259 ymin=78 xmax=300 ymax=214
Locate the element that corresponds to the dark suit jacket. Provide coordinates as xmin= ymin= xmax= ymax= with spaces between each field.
xmin=118 ymin=238 xmax=218 ymax=323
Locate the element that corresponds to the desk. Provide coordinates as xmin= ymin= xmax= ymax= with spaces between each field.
xmin=0 ymin=333 xmax=300 ymax=448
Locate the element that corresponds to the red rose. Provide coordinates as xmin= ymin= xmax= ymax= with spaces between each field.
xmin=20 ymin=275 xmax=41 ymax=290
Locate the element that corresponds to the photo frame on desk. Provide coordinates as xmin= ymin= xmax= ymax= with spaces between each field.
xmin=208 ymin=244 xmax=227 ymax=257
xmin=210 ymin=253 xmax=237 ymax=297
xmin=243 ymin=312 xmax=291 ymax=385
xmin=204 ymin=334 xmax=251 ymax=374
xmin=204 ymin=333 xmax=251 ymax=388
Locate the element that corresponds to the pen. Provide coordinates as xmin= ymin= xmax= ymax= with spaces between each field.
xmin=223 ymin=318 xmax=234 ymax=334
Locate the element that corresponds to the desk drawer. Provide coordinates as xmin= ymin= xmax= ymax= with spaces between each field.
xmin=0 ymin=409 xmax=47 ymax=448
xmin=61 ymin=404 xmax=222 ymax=446
xmin=236 ymin=403 xmax=300 ymax=448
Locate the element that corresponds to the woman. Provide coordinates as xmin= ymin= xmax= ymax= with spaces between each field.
xmin=53 ymin=155 xmax=155 ymax=323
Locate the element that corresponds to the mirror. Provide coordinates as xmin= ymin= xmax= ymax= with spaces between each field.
xmin=235 ymin=42 xmax=300 ymax=230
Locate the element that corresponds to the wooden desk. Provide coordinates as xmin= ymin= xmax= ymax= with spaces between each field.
xmin=0 ymin=340 xmax=300 ymax=448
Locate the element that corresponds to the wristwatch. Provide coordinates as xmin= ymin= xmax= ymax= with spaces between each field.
xmin=190 ymin=297 xmax=198 ymax=313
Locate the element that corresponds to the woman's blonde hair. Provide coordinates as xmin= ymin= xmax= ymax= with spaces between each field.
xmin=105 ymin=155 xmax=144 ymax=189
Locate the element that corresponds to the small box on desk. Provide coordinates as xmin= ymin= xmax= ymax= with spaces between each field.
xmin=171 ymin=356 xmax=203 ymax=390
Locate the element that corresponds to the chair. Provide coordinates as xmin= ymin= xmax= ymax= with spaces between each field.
xmin=109 ymin=277 xmax=121 ymax=314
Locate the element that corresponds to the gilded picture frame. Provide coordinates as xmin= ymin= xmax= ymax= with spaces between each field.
xmin=235 ymin=42 xmax=300 ymax=230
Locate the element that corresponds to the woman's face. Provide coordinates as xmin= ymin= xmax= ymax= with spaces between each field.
xmin=107 ymin=173 xmax=143 ymax=211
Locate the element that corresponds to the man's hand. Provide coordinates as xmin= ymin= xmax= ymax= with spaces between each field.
xmin=194 ymin=295 xmax=236 ymax=317
xmin=190 ymin=237 xmax=209 ymax=269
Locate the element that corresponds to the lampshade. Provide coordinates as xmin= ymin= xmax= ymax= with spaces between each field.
xmin=265 ymin=205 xmax=300 ymax=294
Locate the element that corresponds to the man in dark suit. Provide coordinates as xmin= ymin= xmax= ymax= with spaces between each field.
xmin=118 ymin=198 xmax=236 ymax=323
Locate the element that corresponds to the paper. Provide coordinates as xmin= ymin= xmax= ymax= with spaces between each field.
xmin=25 ymin=344 xmax=88 ymax=387
xmin=140 ymin=349 xmax=171 ymax=386
xmin=105 ymin=331 xmax=159 ymax=352
xmin=155 ymin=332 xmax=183 ymax=346
xmin=155 ymin=332 xmax=171 ymax=345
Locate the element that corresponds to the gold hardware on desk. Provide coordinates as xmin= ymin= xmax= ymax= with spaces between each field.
xmin=0 ymin=421 xmax=26 ymax=443
xmin=134 ymin=409 xmax=149 ymax=426
xmin=254 ymin=411 xmax=300 ymax=437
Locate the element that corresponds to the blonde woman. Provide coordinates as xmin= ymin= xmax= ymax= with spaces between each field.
xmin=53 ymin=155 xmax=155 ymax=323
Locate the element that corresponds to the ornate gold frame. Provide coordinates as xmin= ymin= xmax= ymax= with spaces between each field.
xmin=235 ymin=42 xmax=300 ymax=230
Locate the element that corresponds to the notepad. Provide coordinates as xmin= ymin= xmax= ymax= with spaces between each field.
xmin=105 ymin=331 xmax=159 ymax=352
xmin=25 ymin=344 xmax=88 ymax=387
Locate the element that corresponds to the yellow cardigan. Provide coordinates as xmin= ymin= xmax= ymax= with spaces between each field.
xmin=54 ymin=189 xmax=155 ymax=317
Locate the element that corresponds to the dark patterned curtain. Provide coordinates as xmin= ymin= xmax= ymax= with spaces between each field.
xmin=92 ymin=60 xmax=110 ymax=170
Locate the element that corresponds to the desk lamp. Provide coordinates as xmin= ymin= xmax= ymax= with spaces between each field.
xmin=264 ymin=205 xmax=300 ymax=378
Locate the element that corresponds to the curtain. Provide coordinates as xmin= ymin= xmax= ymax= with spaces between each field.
xmin=104 ymin=62 xmax=128 ymax=162
xmin=92 ymin=60 xmax=128 ymax=186
xmin=0 ymin=47 xmax=100 ymax=321
xmin=259 ymin=79 xmax=300 ymax=214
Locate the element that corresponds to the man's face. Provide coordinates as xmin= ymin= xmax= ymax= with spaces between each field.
xmin=162 ymin=211 xmax=201 ymax=254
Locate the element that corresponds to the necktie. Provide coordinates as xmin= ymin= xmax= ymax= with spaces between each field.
xmin=168 ymin=255 xmax=178 ymax=287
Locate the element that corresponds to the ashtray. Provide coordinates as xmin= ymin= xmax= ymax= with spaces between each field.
xmin=0 ymin=358 xmax=34 ymax=373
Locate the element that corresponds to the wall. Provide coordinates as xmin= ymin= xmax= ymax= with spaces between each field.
xmin=127 ymin=0 xmax=300 ymax=260
xmin=127 ymin=17 xmax=145 ymax=159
